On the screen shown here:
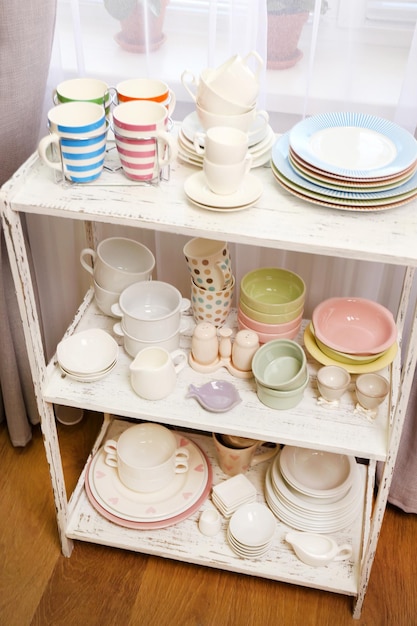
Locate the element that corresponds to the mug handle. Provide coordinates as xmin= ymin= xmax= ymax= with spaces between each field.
xmin=250 ymin=443 xmax=279 ymax=467
xmin=155 ymin=130 xmax=178 ymax=167
xmin=167 ymin=90 xmax=176 ymax=117
xmin=38 ymin=134 xmax=64 ymax=173
xmin=79 ymin=247 xmax=96 ymax=277
xmin=111 ymin=302 xmax=123 ymax=318
xmin=181 ymin=69 xmax=198 ymax=102
xmin=193 ymin=131 xmax=206 ymax=155
xmin=242 ymin=50 xmax=264 ymax=79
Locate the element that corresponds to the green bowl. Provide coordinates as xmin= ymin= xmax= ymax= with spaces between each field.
xmin=252 ymin=339 xmax=307 ymax=391
xmin=255 ymin=374 xmax=309 ymax=410
xmin=239 ymin=298 xmax=304 ymax=324
xmin=240 ymin=267 xmax=306 ymax=315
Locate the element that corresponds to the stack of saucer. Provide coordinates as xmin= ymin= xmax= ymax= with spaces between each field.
xmin=56 ymin=328 xmax=118 ymax=382
xmin=227 ymin=502 xmax=276 ymax=559
xmin=212 ymin=474 xmax=257 ymax=518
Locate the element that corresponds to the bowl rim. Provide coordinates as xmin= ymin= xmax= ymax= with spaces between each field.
xmin=240 ymin=267 xmax=306 ymax=314
xmin=312 ymin=296 xmax=397 ymax=355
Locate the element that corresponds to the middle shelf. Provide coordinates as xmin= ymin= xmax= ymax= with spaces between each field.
xmin=44 ymin=289 xmax=394 ymax=460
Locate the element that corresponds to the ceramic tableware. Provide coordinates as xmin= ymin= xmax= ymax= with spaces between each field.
xmin=129 ymin=347 xmax=188 ymax=400
xmin=103 ymin=423 xmax=189 ymax=492
xmin=203 ymin=154 xmax=253 ymax=195
xmin=190 ymin=276 xmax=235 ymax=327
xmin=212 ymin=432 xmax=277 ymax=476
xmin=183 ymin=237 xmax=232 ymax=291
xmin=355 ymin=373 xmax=390 ymax=410
xmin=316 ymin=365 xmax=351 ymax=401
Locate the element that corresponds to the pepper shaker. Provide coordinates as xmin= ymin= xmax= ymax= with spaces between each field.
xmin=232 ymin=329 xmax=259 ymax=371
xmin=191 ymin=322 xmax=219 ymax=365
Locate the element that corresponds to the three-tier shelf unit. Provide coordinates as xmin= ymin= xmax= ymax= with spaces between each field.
xmin=2 ymin=141 xmax=417 ymax=619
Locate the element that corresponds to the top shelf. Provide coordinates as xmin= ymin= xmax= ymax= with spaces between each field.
xmin=3 ymin=132 xmax=417 ymax=267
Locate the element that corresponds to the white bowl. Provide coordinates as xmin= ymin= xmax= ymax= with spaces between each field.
xmin=279 ymin=446 xmax=355 ymax=499
xmin=228 ymin=502 xmax=276 ymax=547
xmin=112 ymin=280 xmax=186 ymax=340
xmin=113 ymin=322 xmax=181 ymax=358
xmin=56 ymin=328 xmax=118 ymax=375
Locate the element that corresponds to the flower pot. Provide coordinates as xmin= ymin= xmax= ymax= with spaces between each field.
xmin=267 ymin=12 xmax=309 ymax=69
xmin=114 ymin=0 xmax=169 ymax=53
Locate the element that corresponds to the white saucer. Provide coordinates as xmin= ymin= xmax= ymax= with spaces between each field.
xmin=184 ymin=171 xmax=263 ymax=211
xmin=181 ymin=111 xmax=269 ymax=148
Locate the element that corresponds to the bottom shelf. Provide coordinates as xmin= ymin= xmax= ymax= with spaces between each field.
xmin=66 ymin=417 xmax=366 ymax=597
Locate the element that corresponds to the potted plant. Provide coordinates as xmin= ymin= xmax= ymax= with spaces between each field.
xmin=267 ymin=0 xmax=328 ymax=69
xmin=104 ymin=0 xmax=169 ymax=53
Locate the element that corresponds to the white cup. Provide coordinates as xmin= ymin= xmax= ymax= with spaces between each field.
xmin=129 ymin=347 xmax=188 ymax=400
xmin=80 ymin=237 xmax=155 ymax=293
xmin=193 ymin=126 xmax=249 ymax=165
xmin=203 ymin=154 xmax=253 ymax=195
xmin=104 ymin=423 xmax=189 ymax=492
xmin=181 ymin=69 xmax=254 ymax=115
xmin=93 ymin=279 xmax=120 ymax=317
xmin=196 ymin=103 xmax=268 ymax=134
xmin=205 ymin=51 xmax=263 ymax=105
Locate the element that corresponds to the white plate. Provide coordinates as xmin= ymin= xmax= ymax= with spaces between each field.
xmin=289 ymin=112 xmax=417 ymax=178
xmin=184 ymin=170 xmax=262 ymax=210
xmin=88 ymin=432 xmax=209 ymax=522
xmin=181 ymin=111 xmax=270 ymax=148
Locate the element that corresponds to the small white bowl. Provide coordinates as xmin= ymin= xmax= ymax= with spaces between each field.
xmin=229 ymin=502 xmax=275 ymax=547
xmin=56 ymin=328 xmax=118 ymax=375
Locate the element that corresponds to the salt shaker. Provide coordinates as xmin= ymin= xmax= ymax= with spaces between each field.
xmin=232 ymin=329 xmax=259 ymax=372
xmin=191 ymin=322 xmax=219 ymax=365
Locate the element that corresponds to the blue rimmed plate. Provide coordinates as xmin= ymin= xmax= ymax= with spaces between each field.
xmin=288 ymin=112 xmax=417 ymax=179
xmin=271 ymin=134 xmax=417 ymax=206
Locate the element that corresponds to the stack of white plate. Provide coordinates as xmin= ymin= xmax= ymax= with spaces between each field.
xmin=227 ymin=502 xmax=276 ymax=559
xmin=265 ymin=446 xmax=361 ymax=533
xmin=212 ymin=474 xmax=257 ymax=518
xmin=56 ymin=328 xmax=118 ymax=382
xmin=271 ymin=112 xmax=417 ymax=211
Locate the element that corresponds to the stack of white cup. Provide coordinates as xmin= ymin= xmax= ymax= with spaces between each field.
xmin=181 ymin=51 xmax=267 ymax=135
xmin=80 ymin=237 xmax=155 ymax=317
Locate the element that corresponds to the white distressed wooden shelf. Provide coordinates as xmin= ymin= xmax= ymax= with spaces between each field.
xmin=2 ymin=135 xmax=417 ymax=619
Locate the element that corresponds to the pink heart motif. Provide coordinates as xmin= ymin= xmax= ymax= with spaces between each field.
xmin=230 ymin=454 xmax=240 ymax=461
xmin=193 ymin=464 xmax=204 ymax=472
xmin=179 ymin=437 xmax=189 ymax=447
xmin=146 ymin=506 xmax=157 ymax=514
xmin=182 ymin=492 xmax=193 ymax=500
xmin=95 ymin=470 xmax=105 ymax=479
xmin=109 ymin=497 xmax=119 ymax=505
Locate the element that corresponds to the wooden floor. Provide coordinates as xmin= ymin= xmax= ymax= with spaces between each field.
xmin=1 ymin=413 xmax=416 ymax=626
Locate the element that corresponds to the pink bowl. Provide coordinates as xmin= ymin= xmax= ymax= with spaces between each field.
xmin=238 ymin=306 xmax=303 ymax=334
xmin=237 ymin=314 xmax=301 ymax=343
xmin=312 ymin=297 xmax=397 ymax=355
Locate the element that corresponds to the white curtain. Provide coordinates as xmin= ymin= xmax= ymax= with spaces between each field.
xmin=29 ymin=0 xmax=417 ymax=359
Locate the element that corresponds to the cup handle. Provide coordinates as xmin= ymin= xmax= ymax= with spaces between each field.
xmin=250 ymin=443 xmax=279 ymax=467
xmin=52 ymin=89 xmax=59 ymax=105
xmin=112 ymin=322 xmax=124 ymax=337
xmin=180 ymin=297 xmax=191 ymax=313
xmin=255 ymin=110 xmax=270 ymax=126
xmin=242 ymin=50 xmax=264 ymax=79
xmin=155 ymin=130 xmax=178 ymax=167
xmin=174 ymin=446 xmax=190 ymax=473
xmin=181 ymin=69 xmax=198 ymax=102
xmin=111 ymin=302 xmax=123 ymax=318
xmin=193 ymin=132 xmax=206 ymax=155
xmin=79 ymin=248 xmax=96 ymax=277
xmin=334 ymin=544 xmax=353 ymax=561
xmin=103 ymin=439 xmax=118 ymax=467
xmin=38 ymin=134 xmax=64 ymax=173
xmin=244 ymin=153 xmax=253 ymax=174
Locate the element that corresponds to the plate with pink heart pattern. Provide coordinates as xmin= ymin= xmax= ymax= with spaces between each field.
xmin=85 ymin=432 xmax=211 ymax=525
